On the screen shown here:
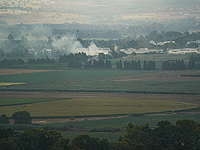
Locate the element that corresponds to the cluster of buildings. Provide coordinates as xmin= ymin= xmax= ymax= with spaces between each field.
xmin=168 ymin=48 xmax=200 ymax=54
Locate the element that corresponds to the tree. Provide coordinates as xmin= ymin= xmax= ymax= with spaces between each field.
xmin=51 ymin=137 xmax=70 ymax=150
xmin=0 ymin=139 xmax=19 ymax=150
xmin=0 ymin=128 xmax=14 ymax=139
xmin=0 ymin=114 xmax=9 ymax=124
xmin=143 ymin=60 xmax=147 ymax=70
xmin=12 ymin=111 xmax=32 ymax=124
xmin=174 ymin=119 xmax=200 ymax=150
xmin=16 ymin=129 xmax=62 ymax=150
xmin=175 ymin=36 xmax=187 ymax=47
xmin=128 ymin=40 xmax=138 ymax=48
xmin=71 ymin=134 xmax=109 ymax=150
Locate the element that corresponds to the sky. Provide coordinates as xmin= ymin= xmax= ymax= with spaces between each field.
xmin=0 ymin=0 xmax=200 ymax=24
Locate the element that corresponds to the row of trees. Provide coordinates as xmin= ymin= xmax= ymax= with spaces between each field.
xmin=116 ymin=60 xmax=156 ymax=70
xmin=1 ymin=57 xmax=200 ymax=71
xmin=188 ymin=54 xmax=200 ymax=70
xmin=1 ymin=119 xmax=200 ymax=150
xmin=123 ymin=60 xmax=141 ymax=70
xmin=68 ymin=59 xmax=112 ymax=69
xmin=162 ymin=60 xmax=186 ymax=71
xmin=0 ymin=57 xmax=55 ymax=66
xmin=162 ymin=59 xmax=200 ymax=70
xmin=85 ymin=59 xmax=112 ymax=69
xmin=27 ymin=57 xmax=55 ymax=64
xmin=0 ymin=59 xmax=24 ymax=65
xmin=115 ymin=59 xmax=200 ymax=71
xmin=189 ymin=53 xmax=200 ymax=62
xmin=59 ymin=52 xmax=88 ymax=63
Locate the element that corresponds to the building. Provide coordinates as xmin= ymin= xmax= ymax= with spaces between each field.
xmin=168 ymin=48 xmax=199 ymax=54
xmin=74 ymin=47 xmax=110 ymax=56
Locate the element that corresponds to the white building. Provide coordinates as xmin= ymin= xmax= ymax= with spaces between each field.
xmin=75 ymin=47 xmax=110 ymax=56
xmin=168 ymin=48 xmax=199 ymax=54
xmin=123 ymin=48 xmax=163 ymax=54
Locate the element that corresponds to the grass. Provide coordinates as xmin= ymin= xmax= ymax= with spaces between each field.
xmin=0 ymin=98 xmax=198 ymax=117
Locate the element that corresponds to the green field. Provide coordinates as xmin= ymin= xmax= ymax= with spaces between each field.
xmin=0 ymin=70 xmax=200 ymax=94
xmin=0 ymin=98 xmax=198 ymax=117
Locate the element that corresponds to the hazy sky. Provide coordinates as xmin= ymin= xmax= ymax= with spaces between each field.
xmin=0 ymin=0 xmax=199 ymax=24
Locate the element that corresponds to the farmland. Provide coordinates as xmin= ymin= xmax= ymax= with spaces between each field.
xmin=0 ymin=70 xmax=200 ymax=94
xmin=1 ymin=90 xmax=200 ymax=141
xmin=0 ymin=97 xmax=198 ymax=117
xmin=0 ymin=68 xmax=200 ymax=142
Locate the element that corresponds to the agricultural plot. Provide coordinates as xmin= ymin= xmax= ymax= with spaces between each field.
xmin=0 ymin=70 xmax=199 ymax=95
xmin=0 ymin=98 xmax=198 ymax=117
xmin=0 ymin=82 xmax=25 ymax=86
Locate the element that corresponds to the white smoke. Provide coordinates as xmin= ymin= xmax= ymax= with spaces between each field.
xmin=52 ymin=34 xmax=83 ymax=54
xmin=73 ymin=42 xmax=110 ymax=56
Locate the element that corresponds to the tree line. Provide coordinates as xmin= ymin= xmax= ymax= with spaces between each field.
xmin=0 ymin=59 xmax=25 ymax=66
xmin=162 ymin=60 xmax=186 ymax=71
xmin=27 ymin=57 xmax=55 ymax=64
xmin=188 ymin=53 xmax=200 ymax=70
xmin=1 ymin=53 xmax=200 ymax=70
xmin=85 ymin=59 xmax=112 ymax=69
xmin=59 ymin=52 xmax=88 ymax=63
xmin=116 ymin=60 xmax=156 ymax=70
xmin=1 ymin=119 xmax=200 ymax=150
